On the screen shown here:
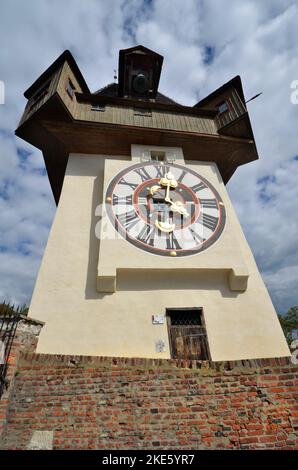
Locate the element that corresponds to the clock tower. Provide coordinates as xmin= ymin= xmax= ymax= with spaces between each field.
xmin=16 ymin=45 xmax=289 ymax=362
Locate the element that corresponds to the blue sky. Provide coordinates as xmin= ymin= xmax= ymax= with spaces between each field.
xmin=0 ymin=0 xmax=297 ymax=313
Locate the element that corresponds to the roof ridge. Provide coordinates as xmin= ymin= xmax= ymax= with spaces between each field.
xmin=93 ymin=82 xmax=180 ymax=106
xmin=93 ymin=82 xmax=117 ymax=95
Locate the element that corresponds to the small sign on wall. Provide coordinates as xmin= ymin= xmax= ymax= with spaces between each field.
xmin=152 ymin=315 xmax=164 ymax=325
xmin=155 ymin=339 xmax=166 ymax=353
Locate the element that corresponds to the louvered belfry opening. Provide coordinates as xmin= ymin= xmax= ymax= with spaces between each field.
xmin=166 ymin=308 xmax=209 ymax=360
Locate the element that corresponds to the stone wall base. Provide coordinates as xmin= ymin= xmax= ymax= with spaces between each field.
xmin=0 ymin=352 xmax=297 ymax=450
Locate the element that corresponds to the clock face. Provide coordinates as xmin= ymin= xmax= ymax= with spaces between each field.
xmin=105 ymin=161 xmax=226 ymax=257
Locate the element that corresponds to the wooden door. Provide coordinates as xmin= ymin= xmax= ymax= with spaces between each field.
xmin=167 ymin=309 xmax=209 ymax=360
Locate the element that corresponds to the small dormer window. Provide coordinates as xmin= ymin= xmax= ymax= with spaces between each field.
xmin=66 ymin=79 xmax=75 ymax=99
xmin=134 ymin=107 xmax=151 ymax=117
xmin=150 ymin=150 xmax=166 ymax=162
xmin=218 ymin=101 xmax=229 ymax=114
xmin=91 ymin=103 xmax=105 ymax=112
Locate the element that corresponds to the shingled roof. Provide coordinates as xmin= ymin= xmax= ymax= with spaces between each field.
xmin=93 ymin=83 xmax=180 ymax=106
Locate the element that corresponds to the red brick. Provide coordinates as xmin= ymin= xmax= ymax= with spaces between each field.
xmin=1 ymin=331 xmax=298 ymax=450
xmin=258 ymin=436 xmax=278 ymax=443
xmin=239 ymin=437 xmax=258 ymax=444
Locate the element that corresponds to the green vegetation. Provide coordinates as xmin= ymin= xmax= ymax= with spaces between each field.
xmin=278 ymin=306 xmax=298 ymax=345
xmin=0 ymin=301 xmax=29 ymax=317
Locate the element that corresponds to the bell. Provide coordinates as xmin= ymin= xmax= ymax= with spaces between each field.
xmin=132 ymin=73 xmax=149 ymax=94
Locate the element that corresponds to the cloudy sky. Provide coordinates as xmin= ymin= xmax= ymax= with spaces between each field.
xmin=0 ymin=0 xmax=297 ymax=313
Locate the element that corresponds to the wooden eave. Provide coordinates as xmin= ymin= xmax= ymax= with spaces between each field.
xmin=195 ymin=75 xmax=258 ymax=157
xmin=15 ymin=92 xmax=258 ymax=204
xmin=195 ymin=75 xmax=246 ymax=109
xmin=119 ymin=44 xmax=163 ymax=59
xmin=75 ymin=92 xmax=217 ymax=117
xmin=24 ymin=50 xmax=90 ymax=99
xmin=218 ymin=110 xmax=257 ymax=146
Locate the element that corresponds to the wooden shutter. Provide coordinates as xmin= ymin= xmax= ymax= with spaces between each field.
xmin=167 ymin=309 xmax=209 ymax=360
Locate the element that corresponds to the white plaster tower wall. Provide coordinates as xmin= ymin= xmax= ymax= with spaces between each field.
xmin=28 ymin=149 xmax=290 ymax=361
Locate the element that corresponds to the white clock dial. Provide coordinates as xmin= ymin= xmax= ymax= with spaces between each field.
xmin=106 ymin=162 xmax=226 ymax=257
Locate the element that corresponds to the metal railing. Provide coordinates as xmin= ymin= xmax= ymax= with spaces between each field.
xmin=0 ymin=304 xmax=21 ymax=397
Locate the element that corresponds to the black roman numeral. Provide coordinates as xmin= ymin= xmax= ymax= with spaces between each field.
xmin=118 ymin=178 xmax=138 ymax=190
xmin=112 ymin=194 xmax=133 ymax=205
xmin=189 ymin=227 xmax=204 ymax=244
xmin=198 ymin=213 xmax=218 ymax=231
xmin=177 ymin=169 xmax=187 ymax=183
xmin=137 ymin=224 xmax=155 ymax=246
xmin=166 ymin=232 xmax=182 ymax=250
xmin=117 ymin=210 xmax=139 ymax=229
xmin=200 ymin=198 xmax=218 ymax=209
xmin=190 ymin=182 xmax=207 ymax=193
xmin=155 ymin=165 xmax=170 ymax=178
xmin=134 ymin=167 xmax=151 ymax=182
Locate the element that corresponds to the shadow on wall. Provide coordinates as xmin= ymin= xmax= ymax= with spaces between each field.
xmin=85 ymin=173 xmax=103 ymax=300
xmin=116 ymin=269 xmax=240 ymax=299
xmin=84 ymin=156 xmax=130 ymax=300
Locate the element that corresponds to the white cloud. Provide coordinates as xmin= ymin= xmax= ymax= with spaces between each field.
xmin=0 ymin=0 xmax=297 ymax=314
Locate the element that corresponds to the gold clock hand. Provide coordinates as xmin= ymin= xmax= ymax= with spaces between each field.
xmin=160 ymin=172 xmax=178 ymax=203
xmin=149 ymin=185 xmax=161 ymax=196
xmin=165 ymin=180 xmax=171 ymax=203
xmin=170 ymin=200 xmax=189 ymax=216
xmin=159 ymin=173 xmax=188 ymax=216
xmin=155 ymin=220 xmax=175 ymax=233
xmin=149 ymin=172 xmax=185 ymax=232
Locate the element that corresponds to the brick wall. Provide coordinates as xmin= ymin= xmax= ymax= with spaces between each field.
xmin=0 ymin=352 xmax=297 ymax=450
xmin=0 ymin=316 xmax=43 ymax=443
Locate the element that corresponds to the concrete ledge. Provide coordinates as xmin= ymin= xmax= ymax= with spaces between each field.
xmin=19 ymin=315 xmax=45 ymax=326
xmin=97 ymin=266 xmax=116 ymax=292
xmin=0 ymin=314 xmax=44 ymax=326
xmin=229 ymin=266 xmax=249 ymax=291
xmin=97 ymin=266 xmax=250 ymax=293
